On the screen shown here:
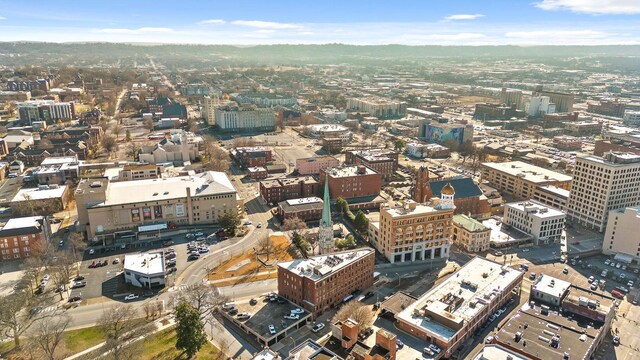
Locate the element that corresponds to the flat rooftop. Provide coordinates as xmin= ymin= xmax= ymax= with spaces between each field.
xmin=232 ymin=297 xmax=311 ymax=341
xmin=97 ymin=171 xmax=235 ymax=207
xmin=1 ymin=216 xmax=43 ymax=230
xmin=382 ymin=201 xmax=446 ymax=218
xmin=12 ymin=185 xmax=67 ymax=202
xmin=297 ymin=156 xmax=338 ymax=163
xmin=495 ymin=303 xmax=602 ymax=360
xmin=532 ymin=275 xmax=571 ymax=299
xmin=40 ymin=156 xmax=78 ymax=165
xmin=538 ymin=185 xmax=570 ymax=198
xmin=326 ymin=166 xmax=377 ymax=178
xmin=280 ymin=176 xmax=318 ymax=186
xmin=482 ymin=161 xmax=572 ymax=183
xmin=278 ymin=248 xmax=373 ymax=282
xmin=483 ymin=218 xmax=532 ymax=246
xmin=397 ymin=257 xmax=522 ymax=341
xmin=123 ymin=251 xmax=165 ymax=276
xmin=285 ymin=197 xmax=322 ymax=206
xmin=505 ymin=201 xmax=566 ymax=219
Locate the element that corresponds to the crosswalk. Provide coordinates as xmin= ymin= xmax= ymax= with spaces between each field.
xmin=35 ymin=305 xmax=58 ymax=314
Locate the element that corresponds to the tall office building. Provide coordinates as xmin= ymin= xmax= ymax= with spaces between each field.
xmin=566 ymin=152 xmax=640 ymax=232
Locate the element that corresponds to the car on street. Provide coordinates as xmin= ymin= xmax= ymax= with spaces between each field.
xmin=68 ymin=296 xmax=82 ymax=303
xmin=396 ymin=339 xmax=404 ymax=349
xmin=269 ymin=324 xmax=276 ymax=334
xmin=563 ymin=267 xmax=569 ymax=274
xmin=489 ymin=314 xmax=497 ymax=322
xmin=89 ymin=249 xmax=95 ymax=255
xmin=59 ymin=240 xmax=64 ymax=247
xmin=124 ymin=294 xmax=139 ymax=301
xmin=186 ymin=233 xmax=195 ymax=239
xmin=71 ymin=281 xmax=87 ymax=289
xmin=613 ymin=336 xmax=620 ymax=345
xmin=627 ymin=280 xmax=634 ymax=287
xmin=250 ymin=298 xmax=257 ymax=305
xmin=187 ymin=254 xmax=200 ymax=261
xmin=112 ymin=258 xmax=120 ymax=264
xmin=312 ymin=323 xmax=325 ymax=333
xmin=74 ymin=276 xmax=85 ymax=281
xmin=522 ymin=248 xmax=530 ymax=252
xmin=494 ymin=251 xmax=503 ymax=256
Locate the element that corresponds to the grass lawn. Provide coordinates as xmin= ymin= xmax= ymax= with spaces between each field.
xmin=63 ymin=325 xmax=105 ymax=353
xmin=208 ymin=234 xmax=294 ymax=285
xmin=140 ymin=327 xmax=219 ymax=360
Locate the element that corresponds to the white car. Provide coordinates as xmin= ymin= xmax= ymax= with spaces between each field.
xmin=588 ymin=276 xmax=595 ymax=283
xmin=268 ymin=324 xmax=276 ymax=334
xmin=284 ymin=314 xmax=299 ymax=320
xmin=124 ymin=294 xmax=139 ymax=301
xmin=89 ymin=249 xmax=95 ymax=255
xmin=291 ymin=308 xmax=304 ymax=314
xmin=256 ymin=223 xmax=262 ymax=228
xmin=42 ymin=274 xmax=50 ymax=282
xmin=244 ymin=220 xmax=253 ymax=225
xmin=312 ymin=323 xmax=325 ymax=333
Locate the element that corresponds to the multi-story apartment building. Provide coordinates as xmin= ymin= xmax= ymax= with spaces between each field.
xmin=567 ymin=152 xmax=640 ymax=232
xmin=214 ymin=105 xmax=275 ymax=132
xmin=369 ymin=193 xmax=454 ymax=263
xmin=588 ymin=98 xmax=625 ymax=117
xmin=230 ymin=147 xmax=273 ymax=168
xmin=17 ymin=100 xmax=75 ymax=124
xmin=503 ymin=200 xmax=565 ymax=245
xmin=344 ymin=149 xmax=398 ymax=177
xmin=320 ymin=166 xmax=382 ymax=201
xmin=236 ymin=93 xmax=297 ymax=107
xmin=295 ymin=156 xmax=340 ymax=175
xmin=396 ymin=257 xmax=523 ymax=358
xmin=278 ymin=248 xmax=375 ymax=316
xmin=75 ymin=171 xmax=240 ymax=240
xmin=603 ymin=205 xmax=640 ymax=261
xmin=0 ymin=216 xmax=51 ymax=261
xmin=452 ymin=214 xmax=490 ymax=252
xmin=347 ymin=98 xmax=407 ymax=119
xmin=623 ymin=110 xmax=640 ymax=126
xmin=259 ymin=176 xmax=319 ymax=205
xmin=202 ymin=95 xmax=218 ymax=125
xmin=481 ymin=161 xmax=572 ymax=200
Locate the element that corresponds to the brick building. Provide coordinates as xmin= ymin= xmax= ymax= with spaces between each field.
xmin=413 ymin=175 xmax=492 ymax=219
xmin=345 ymin=149 xmax=398 ymax=177
xmin=0 ymin=216 xmax=51 ymax=261
xmin=277 ymin=197 xmax=324 ymax=222
xmin=296 ymin=156 xmax=340 ymax=176
xmin=277 ymin=248 xmax=375 ymax=316
xmin=588 ymin=98 xmax=625 ymax=117
xmin=230 ymin=147 xmax=273 ymax=168
xmin=320 ymin=166 xmax=382 ymax=201
xmin=259 ymin=176 xmax=319 ymax=205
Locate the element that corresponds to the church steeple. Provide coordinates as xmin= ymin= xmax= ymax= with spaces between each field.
xmin=413 ymin=166 xmax=430 ymax=203
xmin=319 ymin=175 xmax=333 ymax=255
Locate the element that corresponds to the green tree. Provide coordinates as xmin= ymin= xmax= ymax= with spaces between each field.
xmin=218 ymin=211 xmax=240 ymax=236
xmin=175 ymin=301 xmax=207 ymax=358
xmin=335 ymin=234 xmax=356 ymax=249
xmin=354 ymin=210 xmax=369 ymax=235
xmin=394 ymin=139 xmax=406 ymax=152
xmin=335 ymin=197 xmax=349 ymax=216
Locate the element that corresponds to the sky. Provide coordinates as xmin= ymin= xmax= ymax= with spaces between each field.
xmin=0 ymin=0 xmax=639 ymax=45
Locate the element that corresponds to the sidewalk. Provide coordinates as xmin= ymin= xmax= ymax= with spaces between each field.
xmin=208 ymin=270 xmax=274 ymax=286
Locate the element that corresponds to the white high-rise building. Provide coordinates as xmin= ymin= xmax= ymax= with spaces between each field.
xmin=527 ymin=96 xmax=556 ymax=117
xmin=213 ymin=105 xmax=275 ymax=132
xmin=603 ymin=206 xmax=640 ymax=262
xmin=567 ymin=152 xmax=640 ymax=232
xmin=202 ymin=95 xmax=219 ymax=125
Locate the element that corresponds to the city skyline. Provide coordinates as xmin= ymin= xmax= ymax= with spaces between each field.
xmin=0 ymin=0 xmax=639 ymax=45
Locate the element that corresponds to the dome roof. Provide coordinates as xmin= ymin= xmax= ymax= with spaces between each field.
xmin=441 ymin=182 xmax=455 ymax=195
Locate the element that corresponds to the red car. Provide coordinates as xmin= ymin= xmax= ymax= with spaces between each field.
xmin=611 ymin=290 xmax=625 ymax=299
xmin=88 ymin=260 xmax=96 ymax=268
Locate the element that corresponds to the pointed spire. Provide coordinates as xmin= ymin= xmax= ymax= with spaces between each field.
xmin=319 ymin=173 xmax=333 ymax=255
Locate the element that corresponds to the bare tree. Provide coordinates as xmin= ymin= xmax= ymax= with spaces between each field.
xmin=176 ymin=283 xmax=228 ymax=317
xmin=112 ymin=122 xmax=123 ymax=140
xmin=31 ymin=314 xmax=71 ymax=360
xmin=332 ymin=302 xmax=373 ymax=333
xmin=101 ymin=134 xmax=118 ymax=155
xmin=67 ymin=232 xmax=87 ymax=263
xmin=282 ymin=216 xmax=307 ymax=232
xmin=257 ymin=234 xmax=275 ymax=261
xmin=0 ymin=290 xmax=56 ymax=348
xmin=99 ymin=304 xmax=140 ymax=360
xmin=202 ymin=137 xmax=230 ymax=172
xmin=143 ymin=117 xmax=154 ymax=133
xmin=51 ymin=253 xmax=74 ymax=300
xmin=125 ymin=142 xmax=141 ymax=161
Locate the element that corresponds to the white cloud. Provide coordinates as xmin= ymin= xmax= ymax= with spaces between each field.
xmin=0 ymin=16 xmax=5 ymax=20
xmin=255 ymin=29 xmax=276 ymax=34
xmin=231 ymin=20 xmax=302 ymax=30
xmin=443 ymin=14 xmax=484 ymax=21
xmin=535 ymin=0 xmax=640 ymax=14
xmin=505 ymin=29 xmax=607 ymax=38
xmin=94 ymin=27 xmax=174 ymax=34
xmin=198 ymin=19 xmax=225 ymax=25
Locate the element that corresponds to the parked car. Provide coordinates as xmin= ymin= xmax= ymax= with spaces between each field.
xmin=199 ymin=247 xmax=210 ymax=253
xmin=163 ymin=240 xmax=174 ymax=246
xmin=112 ymin=258 xmax=120 ymax=264
xmin=613 ymin=336 xmax=620 ymax=345
xmin=396 ymin=339 xmax=404 ymax=349
xmin=429 ymin=344 xmax=441 ymax=354
xmin=250 ymin=298 xmax=258 ymax=306
xmin=89 ymin=260 xmax=97 ymax=268
xmin=291 ymin=308 xmax=304 ymax=314
xmin=186 ymin=233 xmax=195 ymax=239
xmin=358 ymin=327 xmax=374 ymax=340
xmin=563 ymin=267 xmax=569 ymax=274
xmin=124 ymin=293 xmax=139 ymax=301
xmin=590 ymin=283 xmax=598 ymax=290
xmin=188 ymin=254 xmax=200 ymax=261
xmin=59 ymin=240 xmax=64 ymax=248
xmin=237 ymin=313 xmax=251 ymax=320
xmin=312 ymin=323 xmax=325 ymax=333
xmin=257 ymin=223 xmax=262 ymax=228
xmin=284 ymin=314 xmax=299 ymax=320
xmin=269 ymin=324 xmax=276 ymax=334
xmin=74 ymin=276 xmax=85 ymax=281
xmin=71 ymin=281 xmax=87 ymax=289
xmin=423 ymin=347 xmax=435 ymax=356
xmin=89 ymin=249 xmax=95 ymax=255
xmin=485 ymin=336 xmax=494 ymax=344
xmin=588 ymin=276 xmax=595 ymax=283
xmin=195 ymin=232 xmax=204 ymax=237
xmin=529 ymin=272 xmax=536 ymax=280
xmin=68 ymin=296 xmax=82 ymax=303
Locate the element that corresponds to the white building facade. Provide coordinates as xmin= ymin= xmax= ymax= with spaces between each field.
xmin=603 ymin=206 xmax=640 ymax=262
xmin=503 ymin=200 xmax=565 ymax=245
xmin=214 ymin=106 xmax=275 ymax=132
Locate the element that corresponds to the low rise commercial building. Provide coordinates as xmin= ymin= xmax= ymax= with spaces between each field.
xmin=123 ymin=251 xmax=166 ymax=288
xmin=369 ymin=196 xmax=454 ymax=264
xmin=307 ymin=124 xmax=352 ymax=144
xmin=347 ymin=97 xmax=407 ymax=119
xmin=623 ymin=110 xmax=640 ymax=126
xmin=32 ymin=156 xmax=79 ymax=185
xmin=419 ymin=120 xmax=474 ymax=145
xmin=277 ymin=197 xmax=324 ymax=222
xmin=259 ymin=176 xmax=318 ymax=205
xmin=75 ymin=171 xmax=240 ymax=240
xmin=345 ymin=149 xmax=398 ymax=177
xmin=553 ymin=135 xmax=582 ymax=150
xmin=396 ymin=257 xmax=523 ymax=358
xmin=116 ymin=164 xmax=162 ymax=182
xmin=405 ymin=142 xmax=450 ymax=158
xmin=452 ymin=214 xmax=490 ymax=252
xmin=503 ymin=200 xmax=565 ymax=245
xmin=277 ymin=248 xmax=375 ymax=316
xmin=481 ymin=161 xmax=572 ymax=200
xmin=603 ymin=205 xmax=640 ymax=262
xmin=0 ymin=216 xmax=51 ymax=260
xmin=295 ymin=155 xmax=339 ymax=175
xmin=413 ymin=176 xmax=492 ymax=219
xmin=231 ymin=147 xmax=273 ymax=168
xmin=246 ymin=166 xmax=268 ymax=180
xmin=10 ymin=185 xmax=70 ymax=216
xmin=565 ymin=121 xmax=602 ymax=136
xmin=320 ymin=165 xmax=382 ymax=201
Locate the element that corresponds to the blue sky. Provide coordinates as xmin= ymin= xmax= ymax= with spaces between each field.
xmin=0 ymin=0 xmax=639 ymax=45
